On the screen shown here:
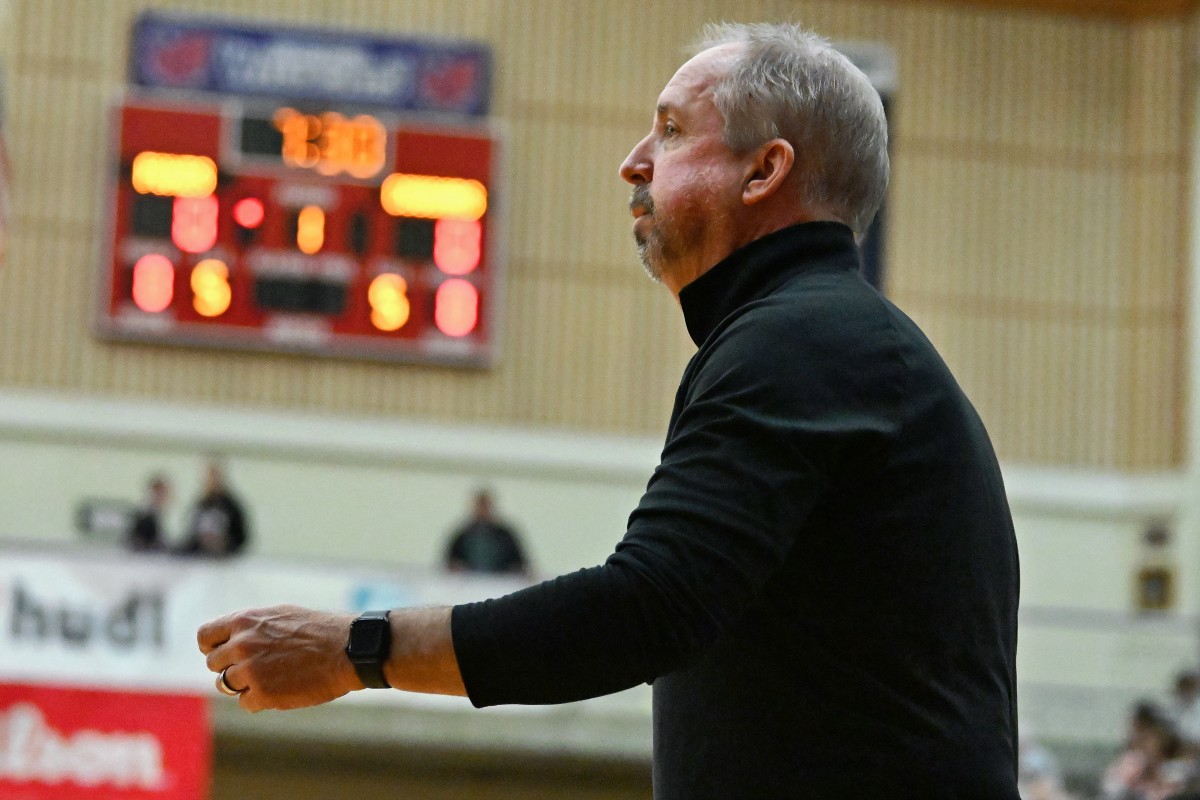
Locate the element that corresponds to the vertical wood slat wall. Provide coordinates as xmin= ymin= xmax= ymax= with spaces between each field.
xmin=0 ymin=0 xmax=1189 ymax=469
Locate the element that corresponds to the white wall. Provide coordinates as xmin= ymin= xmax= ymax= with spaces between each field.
xmin=1007 ymin=470 xmax=1196 ymax=741
xmin=0 ymin=389 xmax=656 ymax=574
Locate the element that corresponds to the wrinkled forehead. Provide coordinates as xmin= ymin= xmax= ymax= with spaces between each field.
xmin=656 ymin=43 xmax=743 ymax=111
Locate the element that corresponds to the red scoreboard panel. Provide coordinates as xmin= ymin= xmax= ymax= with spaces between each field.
xmin=99 ymin=94 xmax=499 ymax=365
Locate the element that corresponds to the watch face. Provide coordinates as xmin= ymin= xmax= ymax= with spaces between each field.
xmin=349 ymin=618 xmax=388 ymax=658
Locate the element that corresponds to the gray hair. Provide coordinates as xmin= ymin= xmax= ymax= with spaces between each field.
xmin=693 ymin=22 xmax=889 ymax=238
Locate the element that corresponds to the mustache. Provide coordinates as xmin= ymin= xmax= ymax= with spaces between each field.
xmin=629 ymin=185 xmax=654 ymax=215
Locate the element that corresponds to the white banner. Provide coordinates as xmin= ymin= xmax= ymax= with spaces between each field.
xmin=0 ymin=545 xmax=655 ymax=759
xmin=0 ymin=546 xmax=526 ymax=695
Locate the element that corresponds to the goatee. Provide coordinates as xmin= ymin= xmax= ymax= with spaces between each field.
xmin=629 ymin=185 xmax=661 ymax=282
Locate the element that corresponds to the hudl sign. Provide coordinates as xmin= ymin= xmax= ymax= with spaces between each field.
xmin=130 ymin=12 xmax=492 ymax=116
xmin=0 ymin=556 xmax=213 ymax=690
xmin=9 ymin=583 xmax=165 ymax=650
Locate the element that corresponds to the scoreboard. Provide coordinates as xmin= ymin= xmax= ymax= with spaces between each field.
xmin=98 ymin=14 xmax=498 ymax=366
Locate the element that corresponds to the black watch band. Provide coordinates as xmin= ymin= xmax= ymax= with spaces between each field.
xmin=346 ymin=609 xmax=392 ymax=689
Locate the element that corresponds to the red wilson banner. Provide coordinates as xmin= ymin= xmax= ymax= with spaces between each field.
xmin=0 ymin=683 xmax=210 ymax=800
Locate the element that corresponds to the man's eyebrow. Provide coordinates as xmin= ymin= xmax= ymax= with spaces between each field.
xmin=656 ymin=102 xmax=679 ymax=117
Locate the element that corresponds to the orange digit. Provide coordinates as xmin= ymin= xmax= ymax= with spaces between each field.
xmin=368 ymin=274 xmax=411 ymax=332
xmin=191 ymin=258 xmax=232 ymax=317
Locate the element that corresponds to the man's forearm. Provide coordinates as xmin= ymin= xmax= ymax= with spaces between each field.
xmin=197 ymin=603 xmax=465 ymax=712
xmin=382 ymin=606 xmax=466 ymax=696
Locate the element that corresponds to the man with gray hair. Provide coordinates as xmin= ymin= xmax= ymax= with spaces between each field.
xmin=200 ymin=22 xmax=1019 ymax=799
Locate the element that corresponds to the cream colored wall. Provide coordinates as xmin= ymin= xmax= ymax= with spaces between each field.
xmin=0 ymin=0 xmax=1188 ymax=469
xmin=0 ymin=426 xmax=645 ymax=574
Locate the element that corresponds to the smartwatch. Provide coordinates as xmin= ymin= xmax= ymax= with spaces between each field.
xmin=345 ymin=610 xmax=392 ymax=689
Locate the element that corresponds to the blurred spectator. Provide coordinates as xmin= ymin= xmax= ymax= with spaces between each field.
xmin=177 ymin=460 xmax=250 ymax=557
xmin=126 ymin=474 xmax=170 ymax=552
xmin=1172 ymin=671 xmax=1200 ymax=753
xmin=1018 ymin=723 xmax=1072 ymax=800
xmin=1101 ymin=700 xmax=1193 ymax=800
xmin=444 ymin=489 xmax=529 ymax=576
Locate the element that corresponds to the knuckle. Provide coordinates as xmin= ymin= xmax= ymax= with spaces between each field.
xmin=241 ymin=660 xmax=262 ymax=687
xmin=197 ymin=622 xmax=221 ymax=652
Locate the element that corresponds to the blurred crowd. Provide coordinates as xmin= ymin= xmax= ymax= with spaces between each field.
xmin=126 ymin=459 xmax=250 ymax=558
xmin=123 ymin=474 xmax=537 ymax=577
xmin=1022 ymin=671 xmax=1200 ymax=800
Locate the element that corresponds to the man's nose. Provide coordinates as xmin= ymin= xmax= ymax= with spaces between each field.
xmin=619 ymin=136 xmax=652 ymax=185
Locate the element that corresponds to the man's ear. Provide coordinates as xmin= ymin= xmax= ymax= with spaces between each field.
xmin=742 ymin=138 xmax=795 ymax=206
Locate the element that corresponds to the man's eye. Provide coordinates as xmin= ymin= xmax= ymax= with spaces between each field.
xmin=663 ymin=123 xmax=679 ymax=136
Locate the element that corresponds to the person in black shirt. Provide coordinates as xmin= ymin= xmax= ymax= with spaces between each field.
xmin=198 ymin=22 xmax=1019 ymax=800
xmin=444 ymin=490 xmax=530 ymax=576
xmin=178 ymin=461 xmax=250 ymax=557
xmin=127 ymin=474 xmax=170 ymax=552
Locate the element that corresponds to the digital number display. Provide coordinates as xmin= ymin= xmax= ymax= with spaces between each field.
xmin=100 ymin=96 xmax=498 ymax=365
xmin=238 ymin=108 xmax=389 ymax=180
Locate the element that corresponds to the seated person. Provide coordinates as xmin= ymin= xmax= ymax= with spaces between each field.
xmin=444 ymin=490 xmax=529 ymax=576
xmin=1101 ymin=700 xmax=1193 ymax=800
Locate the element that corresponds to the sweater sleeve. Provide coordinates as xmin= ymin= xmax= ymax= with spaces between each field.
xmin=452 ymin=308 xmax=901 ymax=706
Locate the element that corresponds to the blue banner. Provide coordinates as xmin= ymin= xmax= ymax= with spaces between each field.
xmin=130 ymin=13 xmax=491 ymax=116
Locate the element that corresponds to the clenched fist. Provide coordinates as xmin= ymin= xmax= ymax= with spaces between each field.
xmin=197 ymin=605 xmax=363 ymax=712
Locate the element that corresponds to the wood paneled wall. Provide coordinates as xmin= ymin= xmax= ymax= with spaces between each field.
xmin=938 ymin=0 xmax=1197 ymax=20
xmin=0 ymin=0 xmax=1189 ymax=468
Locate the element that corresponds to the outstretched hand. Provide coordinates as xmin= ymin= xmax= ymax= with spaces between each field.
xmin=197 ymin=605 xmax=363 ymax=712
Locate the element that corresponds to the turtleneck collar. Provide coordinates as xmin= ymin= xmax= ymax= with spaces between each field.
xmin=677 ymin=221 xmax=860 ymax=347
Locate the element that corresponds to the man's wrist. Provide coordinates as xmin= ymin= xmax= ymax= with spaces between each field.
xmin=345 ymin=610 xmax=392 ymax=689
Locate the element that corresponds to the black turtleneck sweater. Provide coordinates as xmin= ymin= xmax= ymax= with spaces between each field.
xmin=451 ymin=222 xmax=1020 ymax=800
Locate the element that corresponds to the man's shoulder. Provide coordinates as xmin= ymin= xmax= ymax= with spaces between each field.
xmin=681 ymin=269 xmax=918 ymax=419
xmin=208 ymin=491 xmax=247 ymax=516
xmin=777 ymin=265 xmax=889 ymax=317
xmin=132 ymin=511 xmax=158 ymax=532
xmin=707 ymin=270 xmax=896 ymax=365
